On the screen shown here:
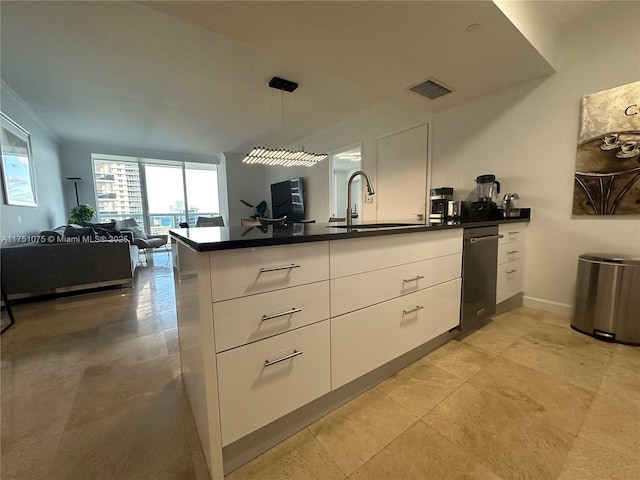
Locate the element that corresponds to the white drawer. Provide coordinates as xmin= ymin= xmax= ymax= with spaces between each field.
xmin=329 ymin=230 xmax=462 ymax=279
xmin=213 ymin=281 xmax=330 ymax=352
xmin=331 ymin=253 xmax=461 ymax=317
xmin=497 ymin=240 xmax=525 ymax=265
xmin=217 ymin=321 xmax=330 ymax=446
xmin=498 ymin=222 xmax=527 ymax=245
xmin=496 ymin=258 xmax=524 ymax=304
xmin=331 ymin=278 xmax=461 ymax=389
xmin=210 ymin=241 xmax=329 ymax=301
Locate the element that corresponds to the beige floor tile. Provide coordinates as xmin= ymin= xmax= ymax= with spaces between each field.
xmin=511 ymin=306 xmax=571 ymax=328
xmin=226 ymin=428 xmax=345 ymax=480
xmin=351 ymin=421 xmax=501 ymax=480
xmin=500 ymin=333 xmax=612 ymax=392
xmin=490 ymin=310 xmax=545 ymax=335
xmin=423 ymin=382 xmax=574 ymax=480
xmin=0 ymin=429 xmax=63 ymax=480
xmin=308 ymin=388 xmax=417 ymax=476
xmin=609 ymin=342 xmax=640 ymax=371
xmin=460 ymin=321 xmax=523 ymax=355
xmin=48 ymin=379 xmax=202 ymax=480
xmin=578 ymin=391 xmax=640 ymax=460
xmin=64 ymin=356 xmax=176 ymax=430
xmin=561 ymin=436 xmax=640 ymax=480
xmin=557 ymin=466 xmax=600 ymax=480
xmin=375 ymin=357 xmax=465 ymax=417
xmin=600 ymin=360 xmax=640 ymax=408
xmin=469 ymin=356 xmax=594 ymax=435
xmin=423 ymin=339 xmax=495 ymax=380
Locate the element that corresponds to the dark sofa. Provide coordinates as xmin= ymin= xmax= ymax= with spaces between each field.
xmin=1 ymin=229 xmax=139 ymax=299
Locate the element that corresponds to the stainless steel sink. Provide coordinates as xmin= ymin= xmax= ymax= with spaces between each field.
xmin=328 ymin=223 xmax=423 ymax=229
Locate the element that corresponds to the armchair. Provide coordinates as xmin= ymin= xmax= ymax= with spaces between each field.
xmin=114 ymin=218 xmax=168 ymax=261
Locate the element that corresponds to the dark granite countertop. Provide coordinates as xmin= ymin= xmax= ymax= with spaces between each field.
xmin=170 ymin=210 xmax=531 ymax=252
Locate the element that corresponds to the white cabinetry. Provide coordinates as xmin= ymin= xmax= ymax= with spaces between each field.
xmin=217 ymin=321 xmax=330 ymax=445
xmin=497 ymin=223 xmax=527 ymax=304
xmin=332 ymin=278 xmax=461 ymax=388
xmin=330 ymin=229 xmax=463 ymax=388
xmin=210 ymin=242 xmax=331 ymax=446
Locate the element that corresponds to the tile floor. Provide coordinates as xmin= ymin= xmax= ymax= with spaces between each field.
xmin=2 ymin=253 xmax=639 ymax=479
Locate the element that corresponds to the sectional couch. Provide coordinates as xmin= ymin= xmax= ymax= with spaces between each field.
xmin=1 ymin=224 xmax=139 ymax=299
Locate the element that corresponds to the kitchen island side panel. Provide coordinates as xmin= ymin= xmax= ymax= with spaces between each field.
xmin=174 ymin=241 xmax=224 ymax=480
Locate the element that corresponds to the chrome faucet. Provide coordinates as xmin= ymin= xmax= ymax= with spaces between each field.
xmin=346 ymin=170 xmax=375 ymax=226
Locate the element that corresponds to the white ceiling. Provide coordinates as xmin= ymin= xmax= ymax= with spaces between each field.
xmin=1 ymin=1 xmax=582 ymax=159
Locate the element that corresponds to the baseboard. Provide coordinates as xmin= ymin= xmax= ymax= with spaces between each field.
xmin=496 ymin=293 xmax=523 ymax=315
xmin=523 ymin=295 xmax=573 ymax=317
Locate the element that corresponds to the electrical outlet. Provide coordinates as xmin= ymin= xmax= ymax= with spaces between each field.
xmin=365 ymin=196 xmax=373 ymax=203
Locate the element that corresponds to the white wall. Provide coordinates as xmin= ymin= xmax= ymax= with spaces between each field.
xmin=0 ymin=83 xmax=65 ymax=240
xmin=432 ymin=2 xmax=640 ymax=314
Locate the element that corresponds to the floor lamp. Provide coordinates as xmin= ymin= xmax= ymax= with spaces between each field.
xmin=66 ymin=177 xmax=82 ymax=206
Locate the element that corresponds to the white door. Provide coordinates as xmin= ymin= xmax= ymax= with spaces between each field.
xmin=376 ymin=124 xmax=428 ymax=221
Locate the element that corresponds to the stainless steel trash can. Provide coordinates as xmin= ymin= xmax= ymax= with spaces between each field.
xmin=572 ymin=253 xmax=640 ymax=345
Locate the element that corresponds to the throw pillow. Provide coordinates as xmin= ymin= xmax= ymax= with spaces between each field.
xmin=114 ymin=218 xmax=138 ymax=231
xmin=128 ymin=226 xmax=148 ymax=240
xmin=63 ymin=225 xmax=96 ymax=242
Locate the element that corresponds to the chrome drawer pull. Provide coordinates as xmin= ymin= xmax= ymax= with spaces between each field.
xmin=403 ymin=275 xmax=425 ymax=283
xmin=259 ymin=264 xmax=301 ymax=273
xmin=506 ymin=269 xmax=518 ymax=274
xmin=261 ymin=307 xmax=302 ymax=321
xmin=403 ymin=305 xmax=424 ymax=315
xmin=264 ymin=349 xmax=303 ymax=367
xmin=508 ymin=231 xmax=520 ymax=235
xmin=507 ymin=250 xmax=519 ymax=254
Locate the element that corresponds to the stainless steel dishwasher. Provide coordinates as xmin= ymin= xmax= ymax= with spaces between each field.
xmin=460 ymin=226 xmax=501 ymax=333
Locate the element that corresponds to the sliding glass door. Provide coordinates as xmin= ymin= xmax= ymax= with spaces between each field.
xmin=144 ymin=164 xmax=186 ymax=235
xmin=93 ymin=155 xmax=220 ymax=233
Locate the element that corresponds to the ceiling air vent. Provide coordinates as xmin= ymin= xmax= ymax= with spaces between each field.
xmin=408 ymin=78 xmax=453 ymax=100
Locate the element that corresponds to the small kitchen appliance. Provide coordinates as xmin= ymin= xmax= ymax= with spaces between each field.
xmin=501 ymin=193 xmax=520 ymax=218
xmin=430 ymin=187 xmax=453 ymax=224
xmin=470 ymin=174 xmax=501 ymax=221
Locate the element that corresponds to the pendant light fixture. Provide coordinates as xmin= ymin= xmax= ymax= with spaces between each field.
xmin=242 ymin=77 xmax=327 ymax=167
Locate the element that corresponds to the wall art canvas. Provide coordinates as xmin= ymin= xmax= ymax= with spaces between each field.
xmin=0 ymin=112 xmax=37 ymax=207
xmin=573 ymin=81 xmax=640 ymax=215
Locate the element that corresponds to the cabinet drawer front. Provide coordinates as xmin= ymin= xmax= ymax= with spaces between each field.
xmin=330 ymin=230 xmax=462 ymax=279
xmin=496 ymin=258 xmax=524 ymax=304
xmin=497 ymin=240 xmax=525 ymax=265
xmin=498 ymin=223 xmax=527 ymax=245
xmin=210 ymin=242 xmax=329 ymax=301
xmin=331 ymin=278 xmax=461 ymax=389
xmin=213 ymin=281 xmax=330 ymax=352
xmin=331 ymin=254 xmax=461 ymax=317
xmin=217 ymin=321 xmax=330 ymax=446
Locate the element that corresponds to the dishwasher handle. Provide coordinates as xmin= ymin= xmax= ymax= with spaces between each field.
xmin=467 ymin=234 xmax=504 ymax=244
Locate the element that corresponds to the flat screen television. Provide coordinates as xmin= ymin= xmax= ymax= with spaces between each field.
xmin=271 ymin=177 xmax=305 ymax=221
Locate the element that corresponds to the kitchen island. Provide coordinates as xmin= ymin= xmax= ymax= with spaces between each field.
xmin=170 ymin=217 xmax=529 ymax=479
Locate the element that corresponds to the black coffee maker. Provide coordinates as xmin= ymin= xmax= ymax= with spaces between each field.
xmin=470 ymin=174 xmax=501 ymax=221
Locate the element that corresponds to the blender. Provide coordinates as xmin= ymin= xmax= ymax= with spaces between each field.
xmin=470 ymin=174 xmax=501 ymax=221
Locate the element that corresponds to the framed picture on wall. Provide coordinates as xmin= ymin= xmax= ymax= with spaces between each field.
xmin=0 ymin=112 xmax=37 ymax=207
